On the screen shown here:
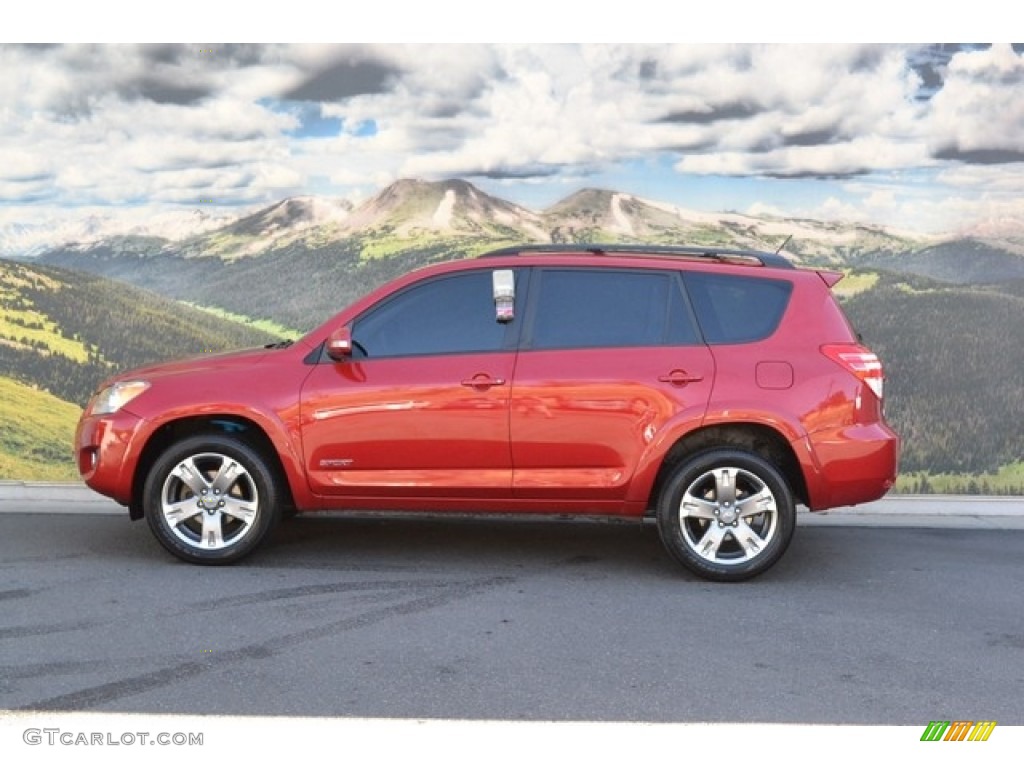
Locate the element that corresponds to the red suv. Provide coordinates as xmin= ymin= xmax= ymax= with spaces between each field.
xmin=75 ymin=245 xmax=899 ymax=580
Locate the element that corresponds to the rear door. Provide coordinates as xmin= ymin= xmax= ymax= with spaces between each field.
xmin=510 ymin=267 xmax=714 ymax=500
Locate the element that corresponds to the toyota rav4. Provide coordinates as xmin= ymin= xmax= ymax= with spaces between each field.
xmin=76 ymin=244 xmax=899 ymax=580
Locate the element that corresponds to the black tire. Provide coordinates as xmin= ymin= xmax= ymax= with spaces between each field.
xmin=143 ymin=434 xmax=281 ymax=564
xmin=656 ymin=449 xmax=795 ymax=581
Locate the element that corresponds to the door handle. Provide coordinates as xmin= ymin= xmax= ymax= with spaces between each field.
xmin=658 ymin=370 xmax=704 ymax=386
xmin=461 ymin=374 xmax=507 ymax=389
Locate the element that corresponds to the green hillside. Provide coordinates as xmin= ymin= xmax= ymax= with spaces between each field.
xmin=1 ymin=258 xmax=279 ymax=407
xmin=0 ymin=377 xmax=79 ymax=480
xmin=861 ymin=238 xmax=1024 ymax=284
xmin=841 ymin=271 xmax=1024 ymax=475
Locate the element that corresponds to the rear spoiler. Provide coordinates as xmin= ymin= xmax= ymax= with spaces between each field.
xmin=816 ymin=270 xmax=845 ymax=289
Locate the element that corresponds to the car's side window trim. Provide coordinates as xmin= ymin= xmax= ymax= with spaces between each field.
xmin=669 ymin=272 xmax=706 ymax=346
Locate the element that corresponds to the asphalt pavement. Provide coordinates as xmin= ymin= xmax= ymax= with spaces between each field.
xmin=1 ymin=482 xmax=1022 ymax=722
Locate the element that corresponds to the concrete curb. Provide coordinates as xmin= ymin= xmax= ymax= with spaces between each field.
xmin=0 ymin=482 xmax=1021 ymax=528
xmin=0 ymin=481 xmax=124 ymax=515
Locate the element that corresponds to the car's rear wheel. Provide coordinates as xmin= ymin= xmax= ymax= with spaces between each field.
xmin=143 ymin=435 xmax=280 ymax=564
xmin=656 ymin=449 xmax=795 ymax=581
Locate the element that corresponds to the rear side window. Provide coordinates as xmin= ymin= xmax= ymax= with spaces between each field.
xmin=528 ymin=269 xmax=700 ymax=349
xmin=683 ymin=272 xmax=793 ymax=344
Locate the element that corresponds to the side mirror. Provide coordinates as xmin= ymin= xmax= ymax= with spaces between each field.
xmin=493 ymin=269 xmax=515 ymax=323
xmin=326 ymin=327 xmax=354 ymax=361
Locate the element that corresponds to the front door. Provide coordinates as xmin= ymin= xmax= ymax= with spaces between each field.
xmin=300 ymin=269 xmax=520 ymax=499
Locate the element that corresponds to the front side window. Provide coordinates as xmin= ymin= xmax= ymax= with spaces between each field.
xmin=528 ymin=269 xmax=699 ymax=350
xmin=353 ymin=271 xmax=511 ymax=358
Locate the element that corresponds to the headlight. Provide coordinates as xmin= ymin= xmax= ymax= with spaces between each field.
xmin=89 ymin=380 xmax=150 ymax=415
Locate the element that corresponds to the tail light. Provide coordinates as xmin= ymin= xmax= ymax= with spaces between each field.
xmin=821 ymin=343 xmax=884 ymax=399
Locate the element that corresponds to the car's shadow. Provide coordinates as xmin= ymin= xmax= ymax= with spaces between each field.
xmin=262 ymin=513 xmax=673 ymax=575
xmin=255 ymin=512 xmax=848 ymax=583
xmin=2 ymin=509 xmax=908 ymax=584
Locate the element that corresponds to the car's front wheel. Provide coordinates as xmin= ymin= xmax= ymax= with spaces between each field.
xmin=656 ymin=449 xmax=795 ymax=581
xmin=143 ymin=435 xmax=280 ymax=564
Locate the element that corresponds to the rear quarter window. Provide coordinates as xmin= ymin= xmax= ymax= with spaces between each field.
xmin=683 ymin=272 xmax=793 ymax=344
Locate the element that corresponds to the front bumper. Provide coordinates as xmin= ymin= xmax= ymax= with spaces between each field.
xmin=75 ymin=409 xmax=150 ymax=506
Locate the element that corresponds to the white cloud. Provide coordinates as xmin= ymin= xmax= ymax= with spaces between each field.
xmin=926 ymin=44 xmax=1024 ymax=157
xmin=936 ymin=163 xmax=1024 ymax=191
xmin=746 ymin=202 xmax=787 ymax=218
xmin=0 ymin=43 xmax=1022 ymax=237
xmin=0 ymin=148 xmax=54 ymax=183
xmin=750 ymin=176 xmax=1024 ymax=236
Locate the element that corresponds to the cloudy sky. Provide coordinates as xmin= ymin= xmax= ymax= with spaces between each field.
xmin=2 ymin=42 xmax=1024 ymax=241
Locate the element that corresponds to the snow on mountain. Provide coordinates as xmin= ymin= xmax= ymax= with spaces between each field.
xmin=957 ymin=216 xmax=1024 ymax=254
xmin=0 ymin=208 xmax=237 ymax=258
xmin=609 ymin=194 xmax=635 ymax=236
xmin=432 ymin=189 xmax=456 ymax=229
xmin=170 ymin=196 xmax=355 ymax=261
xmin=223 ymin=196 xmax=353 ymax=238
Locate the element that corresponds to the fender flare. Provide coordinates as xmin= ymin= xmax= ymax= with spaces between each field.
xmin=128 ymin=403 xmax=313 ymax=517
xmin=626 ymin=406 xmax=814 ymax=506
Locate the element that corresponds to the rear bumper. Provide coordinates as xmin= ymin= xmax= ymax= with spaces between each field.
xmin=797 ymin=422 xmax=900 ymax=511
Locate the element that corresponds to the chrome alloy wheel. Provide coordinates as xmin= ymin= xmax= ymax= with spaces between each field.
xmin=160 ymin=452 xmax=259 ymax=551
xmin=677 ymin=466 xmax=779 ymax=566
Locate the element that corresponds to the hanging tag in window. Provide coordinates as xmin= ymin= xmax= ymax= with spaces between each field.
xmin=493 ymin=270 xmax=515 ymax=323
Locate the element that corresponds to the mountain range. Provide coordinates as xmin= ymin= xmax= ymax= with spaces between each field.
xmin=5 ymin=179 xmax=933 ymax=261
xmin=14 ymin=177 xmax=1024 ymax=273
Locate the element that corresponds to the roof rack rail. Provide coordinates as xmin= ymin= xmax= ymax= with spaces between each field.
xmin=478 ymin=243 xmax=793 ymax=269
